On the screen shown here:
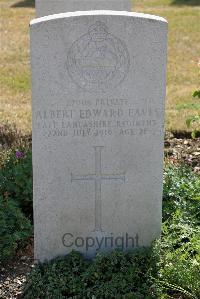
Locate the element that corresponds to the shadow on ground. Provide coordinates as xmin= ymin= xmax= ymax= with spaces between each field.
xmin=171 ymin=0 xmax=200 ymax=5
xmin=11 ymin=0 xmax=35 ymax=8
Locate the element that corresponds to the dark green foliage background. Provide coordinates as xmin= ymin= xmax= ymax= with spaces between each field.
xmin=23 ymin=250 xmax=155 ymax=299
xmin=0 ymin=150 xmax=33 ymax=261
xmin=0 ymin=150 xmax=33 ymax=220
xmin=0 ymin=195 xmax=32 ymax=261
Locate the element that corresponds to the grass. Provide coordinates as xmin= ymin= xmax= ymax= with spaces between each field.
xmin=0 ymin=0 xmax=199 ymax=133
xmin=0 ymin=0 xmax=34 ymax=133
xmin=134 ymin=0 xmax=200 ymax=131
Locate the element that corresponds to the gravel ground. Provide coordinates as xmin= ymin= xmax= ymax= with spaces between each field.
xmin=0 ymin=133 xmax=199 ymax=299
xmin=0 ymin=239 xmax=34 ymax=299
xmin=165 ymin=132 xmax=200 ymax=173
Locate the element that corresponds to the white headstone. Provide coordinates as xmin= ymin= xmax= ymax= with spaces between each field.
xmin=36 ymin=0 xmax=132 ymax=17
xmin=30 ymin=11 xmax=168 ymax=262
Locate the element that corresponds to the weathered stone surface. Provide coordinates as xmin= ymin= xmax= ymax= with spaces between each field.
xmin=30 ymin=11 xmax=168 ymax=262
xmin=35 ymin=0 xmax=132 ymax=17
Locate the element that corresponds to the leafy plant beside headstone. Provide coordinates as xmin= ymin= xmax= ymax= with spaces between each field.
xmin=0 ymin=150 xmax=33 ymax=261
xmin=186 ymin=90 xmax=200 ymax=138
xmin=0 ymin=195 xmax=32 ymax=261
xmin=23 ymin=249 xmax=156 ymax=298
xmin=0 ymin=150 xmax=33 ymax=220
xmin=163 ymin=164 xmax=200 ymax=221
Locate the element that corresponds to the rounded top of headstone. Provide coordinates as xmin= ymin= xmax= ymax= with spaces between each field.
xmin=30 ymin=11 xmax=167 ymax=27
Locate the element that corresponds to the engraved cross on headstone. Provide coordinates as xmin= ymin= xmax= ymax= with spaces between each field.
xmin=71 ymin=146 xmax=126 ymax=232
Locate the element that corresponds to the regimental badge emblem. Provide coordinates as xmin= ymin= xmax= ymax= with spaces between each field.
xmin=67 ymin=21 xmax=130 ymax=93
